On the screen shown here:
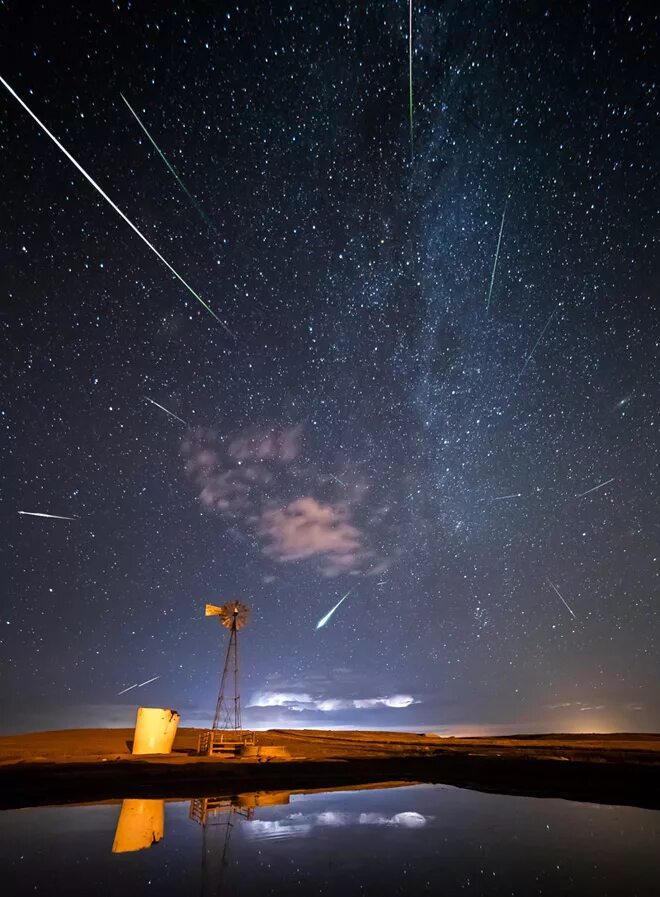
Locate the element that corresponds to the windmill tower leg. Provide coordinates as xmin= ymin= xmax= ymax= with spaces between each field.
xmin=233 ymin=620 xmax=241 ymax=730
xmin=213 ymin=623 xmax=236 ymax=731
xmin=205 ymin=602 xmax=250 ymax=735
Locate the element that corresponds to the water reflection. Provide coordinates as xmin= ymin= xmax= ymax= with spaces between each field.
xmin=2 ymin=782 xmax=659 ymax=897
xmin=111 ymin=783 xmax=426 ymax=852
xmin=244 ymin=809 xmax=431 ymax=841
xmin=112 ymin=799 xmax=164 ymax=853
xmin=181 ymin=784 xmax=433 ymax=896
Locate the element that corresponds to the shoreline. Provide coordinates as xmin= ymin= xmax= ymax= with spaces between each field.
xmin=1 ymin=728 xmax=658 ymax=811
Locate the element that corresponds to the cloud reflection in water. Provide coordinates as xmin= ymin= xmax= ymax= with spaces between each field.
xmin=244 ymin=809 xmax=430 ymax=841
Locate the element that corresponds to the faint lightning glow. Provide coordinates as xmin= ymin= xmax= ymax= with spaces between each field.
xmin=316 ymin=590 xmax=353 ymax=629
xmin=144 ymin=395 xmax=187 ymax=425
xmin=0 ymin=75 xmax=234 ymax=337
xmin=575 ymin=477 xmax=614 ymax=499
xmin=546 ymin=577 xmax=576 ymax=620
xmin=486 ymin=198 xmax=508 ymax=314
xmin=18 ymin=511 xmax=78 ymax=520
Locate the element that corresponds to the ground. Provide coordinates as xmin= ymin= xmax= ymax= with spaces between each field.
xmin=0 ymin=728 xmax=658 ymax=811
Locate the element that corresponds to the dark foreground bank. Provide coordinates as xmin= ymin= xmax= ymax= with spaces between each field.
xmin=1 ymin=729 xmax=658 ymax=811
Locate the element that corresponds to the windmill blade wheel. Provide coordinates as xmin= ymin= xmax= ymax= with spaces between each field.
xmin=218 ymin=601 xmax=250 ymax=630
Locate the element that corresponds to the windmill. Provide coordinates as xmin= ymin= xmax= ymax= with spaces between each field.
xmin=191 ymin=795 xmax=251 ymax=897
xmin=205 ymin=602 xmax=250 ymax=731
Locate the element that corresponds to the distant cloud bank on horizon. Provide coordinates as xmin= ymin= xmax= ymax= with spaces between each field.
xmin=247 ymin=691 xmax=418 ymax=713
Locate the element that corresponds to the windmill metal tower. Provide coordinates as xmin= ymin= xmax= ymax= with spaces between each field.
xmin=205 ymin=602 xmax=250 ymax=730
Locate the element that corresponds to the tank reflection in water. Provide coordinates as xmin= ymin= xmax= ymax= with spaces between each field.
xmin=112 ymin=799 xmax=165 ymax=853
xmin=1 ymin=782 xmax=659 ymax=896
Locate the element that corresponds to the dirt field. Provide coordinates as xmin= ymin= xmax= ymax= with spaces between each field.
xmin=0 ymin=728 xmax=658 ymax=811
xmin=1 ymin=727 xmax=658 ymax=765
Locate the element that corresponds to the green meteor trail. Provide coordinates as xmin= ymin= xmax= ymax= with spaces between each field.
xmin=120 ymin=93 xmax=216 ymax=232
xmin=316 ymin=590 xmax=353 ymax=629
xmin=0 ymin=75 xmax=234 ymax=337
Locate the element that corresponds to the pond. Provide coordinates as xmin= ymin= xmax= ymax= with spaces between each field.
xmin=1 ymin=782 xmax=658 ymax=896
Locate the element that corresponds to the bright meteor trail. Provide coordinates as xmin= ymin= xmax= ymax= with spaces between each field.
xmin=575 ymin=477 xmax=614 ymax=498
xmin=546 ymin=577 xmax=576 ymax=620
xmin=120 ymin=93 xmax=216 ymax=232
xmin=117 ymin=675 xmax=160 ymax=696
xmin=486 ymin=198 xmax=508 ymax=314
xmin=18 ymin=511 xmax=78 ymax=520
xmin=0 ymin=75 xmax=234 ymax=338
xmin=408 ymin=0 xmax=414 ymax=162
xmin=316 ymin=590 xmax=353 ymax=629
xmin=144 ymin=395 xmax=187 ymax=425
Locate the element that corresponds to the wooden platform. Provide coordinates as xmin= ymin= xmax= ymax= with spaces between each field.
xmin=197 ymin=729 xmax=255 ymax=756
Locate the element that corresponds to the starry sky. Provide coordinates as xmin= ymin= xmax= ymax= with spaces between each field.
xmin=1 ymin=1 xmax=657 ymax=736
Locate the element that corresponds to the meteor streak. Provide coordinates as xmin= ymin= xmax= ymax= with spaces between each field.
xmin=316 ymin=590 xmax=352 ymax=629
xmin=546 ymin=578 xmax=576 ymax=620
xmin=120 ymin=93 xmax=216 ymax=232
xmin=491 ymin=493 xmax=522 ymax=501
xmin=18 ymin=511 xmax=77 ymax=520
xmin=118 ymin=675 xmax=160 ymax=696
xmin=0 ymin=75 xmax=234 ymax=338
xmin=516 ymin=306 xmax=560 ymax=383
xmin=575 ymin=477 xmax=614 ymax=498
xmin=144 ymin=395 xmax=187 ymax=425
xmin=408 ymin=0 xmax=414 ymax=162
xmin=486 ymin=198 xmax=508 ymax=314
xmin=329 ymin=473 xmax=347 ymax=487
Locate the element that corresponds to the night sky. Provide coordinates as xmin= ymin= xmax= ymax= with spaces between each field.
xmin=1 ymin=1 xmax=657 ymax=736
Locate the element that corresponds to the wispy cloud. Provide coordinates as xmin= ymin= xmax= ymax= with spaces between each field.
xmin=248 ymin=691 xmax=313 ymax=708
xmin=354 ymin=695 xmax=417 ymax=709
xmin=227 ymin=425 xmax=302 ymax=462
xmin=182 ymin=424 xmax=379 ymax=575
xmin=259 ymin=497 xmax=364 ymax=576
xmin=245 ymin=810 xmax=431 ymax=840
xmin=358 ymin=812 xmax=429 ymax=827
xmin=182 ymin=426 xmax=283 ymax=513
xmin=247 ymin=691 xmax=418 ymax=712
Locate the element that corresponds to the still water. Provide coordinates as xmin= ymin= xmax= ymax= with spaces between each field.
xmin=1 ymin=783 xmax=658 ymax=896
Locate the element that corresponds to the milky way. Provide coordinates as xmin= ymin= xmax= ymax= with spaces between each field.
xmin=0 ymin=1 xmax=656 ymax=735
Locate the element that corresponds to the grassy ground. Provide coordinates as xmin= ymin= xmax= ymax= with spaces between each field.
xmin=1 ymin=727 xmax=658 ymax=765
xmin=0 ymin=728 xmax=658 ymax=811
